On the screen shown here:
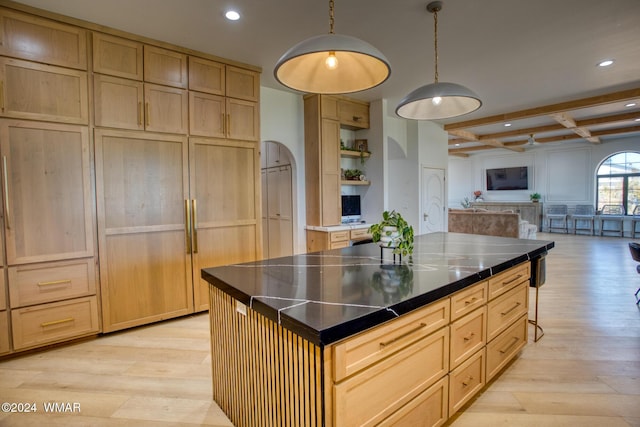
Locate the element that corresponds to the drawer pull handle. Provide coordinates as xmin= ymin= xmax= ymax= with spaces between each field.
xmin=501 ymin=302 xmax=521 ymax=316
xmin=502 ymin=274 xmax=523 ymax=286
xmin=462 ymin=375 xmax=474 ymax=387
xmin=3 ymin=156 xmax=10 ymax=230
xmin=463 ymin=332 xmax=475 ymax=342
xmin=380 ymin=322 xmax=426 ymax=348
xmin=137 ymin=101 xmax=143 ymax=125
xmin=41 ymin=317 xmax=75 ymax=328
xmin=464 ymin=297 xmax=478 ymax=306
xmin=37 ymin=279 xmax=72 ymax=287
xmin=499 ymin=337 xmax=520 ymax=354
xmin=145 ymin=102 xmax=150 ymax=126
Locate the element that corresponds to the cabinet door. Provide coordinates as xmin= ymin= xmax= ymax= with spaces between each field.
xmin=321 ymin=119 xmax=341 ymax=226
xmin=143 ymin=45 xmax=187 ymax=88
xmin=92 ymin=32 xmax=143 ymax=80
xmin=0 ymin=309 xmax=8 ymax=355
xmin=226 ymin=66 xmax=259 ymax=102
xmin=266 ymin=166 xmax=293 ymax=259
xmin=338 ymin=99 xmax=369 ymax=129
xmin=0 ymin=57 xmax=88 ymax=124
xmin=0 ymin=120 xmax=94 ymax=265
xmin=189 ymin=137 xmax=262 ymax=310
xmin=188 ymin=91 xmax=225 ymax=138
xmin=95 ymin=129 xmax=193 ymax=331
xmin=144 ymin=83 xmax=188 ymax=134
xmin=189 ymin=56 xmax=225 ymax=95
xmin=0 ymin=9 xmax=87 ymax=70
xmin=94 ymin=74 xmax=144 ymax=130
xmin=226 ymin=98 xmax=259 ymax=141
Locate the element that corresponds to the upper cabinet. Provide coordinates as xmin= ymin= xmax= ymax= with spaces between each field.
xmin=143 ymin=45 xmax=188 ymax=89
xmin=227 ymin=66 xmax=259 ymax=102
xmin=92 ymin=32 xmax=143 ymax=80
xmin=0 ymin=9 xmax=87 ymax=70
xmin=189 ymin=56 xmax=225 ymax=95
xmin=338 ymin=98 xmax=369 ymax=129
xmin=0 ymin=57 xmax=88 ymax=124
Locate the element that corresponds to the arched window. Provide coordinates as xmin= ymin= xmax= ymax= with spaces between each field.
xmin=596 ymin=151 xmax=640 ymax=215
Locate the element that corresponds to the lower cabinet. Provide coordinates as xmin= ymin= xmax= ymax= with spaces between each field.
xmin=330 ymin=261 xmax=531 ymax=425
xmin=0 ymin=310 xmax=9 ymax=355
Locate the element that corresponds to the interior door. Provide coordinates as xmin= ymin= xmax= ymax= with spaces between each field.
xmin=422 ymin=167 xmax=445 ymax=234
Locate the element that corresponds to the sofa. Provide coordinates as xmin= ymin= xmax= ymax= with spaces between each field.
xmin=448 ymin=208 xmax=537 ymax=239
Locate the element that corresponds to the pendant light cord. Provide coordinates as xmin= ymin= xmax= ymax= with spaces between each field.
xmin=329 ymin=0 xmax=335 ymax=34
xmin=433 ymin=7 xmax=439 ymax=83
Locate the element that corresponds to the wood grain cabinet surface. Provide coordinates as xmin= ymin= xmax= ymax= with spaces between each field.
xmin=92 ymin=32 xmax=143 ymax=80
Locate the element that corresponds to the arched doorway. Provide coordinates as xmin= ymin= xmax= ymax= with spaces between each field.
xmin=261 ymin=141 xmax=295 ymax=259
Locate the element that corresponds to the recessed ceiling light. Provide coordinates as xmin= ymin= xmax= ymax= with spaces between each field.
xmin=635 ymin=118 xmax=640 ymax=122
xmin=504 ymin=123 xmax=512 ymax=127
xmin=597 ymin=59 xmax=614 ymax=67
xmin=625 ymin=102 xmax=637 ymax=107
xmin=455 ymin=143 xmax=460 ymax=147
xmin=225 ymin=10 xmax=240 ymax=21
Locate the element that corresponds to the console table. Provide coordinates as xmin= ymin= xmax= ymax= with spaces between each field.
xmin=471 ymin=201 xmax=543 ymax=229
xmin=202 ymin=233 xmax=553 ymax=426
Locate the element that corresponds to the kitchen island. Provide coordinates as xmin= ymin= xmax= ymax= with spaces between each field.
xmin=202 ymin=232 xmax=553 ymax=427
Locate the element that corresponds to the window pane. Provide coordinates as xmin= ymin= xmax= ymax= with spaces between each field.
xmin=629 ymin=176 xmax=640 ymax=215
xmin=597 ymin=176 xmax=623 ymax=210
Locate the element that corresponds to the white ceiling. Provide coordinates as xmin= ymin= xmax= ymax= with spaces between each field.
xmin=12 ymin=0 xmax=640 ymax=131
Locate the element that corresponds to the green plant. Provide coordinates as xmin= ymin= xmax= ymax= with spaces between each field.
xmin=530 ymin=192 xmax=541 ymax=201
xmin=369 ymin=210 xmax=414 ymax=257
xmin=343 ymin=169 xmax=363 ymax=180
xmin=461 ymin=197 xmax=471 ymax=208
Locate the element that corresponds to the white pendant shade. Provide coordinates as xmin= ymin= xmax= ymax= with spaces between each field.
xmin=274 ymin=33 xmax=390 ymax=94
xmin=396 ymin=81 xmax=482 ymax=120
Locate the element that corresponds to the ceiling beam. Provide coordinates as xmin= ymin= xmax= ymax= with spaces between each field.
xmin=444 ymin=88 xmax=640 ymax=130
xmin=447 ymin=129 xmax=524 ymax=152
xmin=550 ymin=112 xmax=600 ymax=143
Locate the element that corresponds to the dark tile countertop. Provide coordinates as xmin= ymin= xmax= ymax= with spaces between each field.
xmin=202 ymin=232 xmax=554 ymax=346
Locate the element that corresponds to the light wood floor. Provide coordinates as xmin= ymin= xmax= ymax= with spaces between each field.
xmin=0 ymin=232 xmax=639 ymax=426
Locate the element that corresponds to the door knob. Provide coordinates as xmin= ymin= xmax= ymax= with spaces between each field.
xmin=424 ymin=213 xmax=428 ymax=220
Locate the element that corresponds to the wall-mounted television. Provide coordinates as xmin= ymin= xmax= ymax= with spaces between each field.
xmin=486 ymin=166 xmax=529 ymax=191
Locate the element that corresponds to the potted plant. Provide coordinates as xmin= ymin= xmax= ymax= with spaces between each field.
xmin=343 ymin=169 xmax=363 ymax=180
xmin=369 ymin=210 xmax=414 ymax=257
xmin=530 ymin=193 xmax=541 ymax=202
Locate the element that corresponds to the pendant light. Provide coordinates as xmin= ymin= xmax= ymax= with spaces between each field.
xmin=396 ymin=1 xmax=481 ymax=120
xmin=274 ymin=0 xmax=390 ymax=94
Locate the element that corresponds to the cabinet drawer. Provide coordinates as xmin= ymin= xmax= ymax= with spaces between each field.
xmin=350 ymin=228 xmax=371 ymax=240
xmin=330 ymin=231 xmax=350 ymax=242
xmin=0 ymin=272 xmax=5 ymax=310
xmin=487 ymin=282 xmax=528 ymax=342
xmin=11 ymin=296 xmax=99 ymax=350
xmin=449 ymin=348 xmax=485 ymax=416
xmin=333 ymin=298 xmax=449 ymax=381
xmin=488 ymin=262 xmax=530 ymax=300
xmin=450 ymin=306 xmax=486 ymax=369
xmin=330 ymin=240 xmax=350 ymax=250
xmin=8 ymin=259 xmax=96 ymax=308
xmin=486 ymin=314 xmax=527 ymax=381
xmin=0 ymin=310 xmax=9 ymax=355
xmin=334 ymin=327 xmax=449 ymax=427
xmin=451 ymin=281 xmax=487 ymax=321
xmin=377 ymin=376 xmax=448 ymax=427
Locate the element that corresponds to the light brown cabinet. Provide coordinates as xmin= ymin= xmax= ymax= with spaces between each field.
xmin=304 ymin=94 xmax=370 ymax=230
xmin=0 ymin=119 xmax=98 ymax=352
xmin=94 ymin=74 xmax=187 ymax=134
xmin=143 ymin=45 xmax=188 ymax=89
xmin=0 ymin=9 xmax=87 ymax=70
xmin=92 ymin=32 xmax=143 ymax=80
xmin=338 ymin=98 xmax=370 ymax=129
xmin=264 ymin=165 xmax=293 ymax=259
xmin=188 ymin=58 xmax=259 ymax=141
xmin=188 ymin=137 xmax=262 ymax=311
xmin=0 ymin=3 xmax=261 ymax=352
xmin=0 ymin=57 xmax=88 ymax=124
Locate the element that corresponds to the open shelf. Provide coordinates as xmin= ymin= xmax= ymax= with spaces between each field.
xmin=340 ymin=149 xmax=370 ymax=159
xmin=341 ymin=180 xmax=370 ymax=186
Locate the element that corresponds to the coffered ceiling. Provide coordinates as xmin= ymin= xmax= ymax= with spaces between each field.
xmin=10 ymin=0 xmax=640 ymax=155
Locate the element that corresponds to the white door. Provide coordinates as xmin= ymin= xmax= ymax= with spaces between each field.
xmin=421 ymin=167 xmax=445 ymax=234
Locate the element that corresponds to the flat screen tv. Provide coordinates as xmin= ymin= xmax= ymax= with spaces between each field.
xmin=486 ymin=166 xmax=529 ymax=191
xmin=341 ymin=195 xmax=361 ymax=219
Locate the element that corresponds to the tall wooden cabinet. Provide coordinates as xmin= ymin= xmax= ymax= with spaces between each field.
xmin=0 ymin=4 xmax=261 ymax=350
